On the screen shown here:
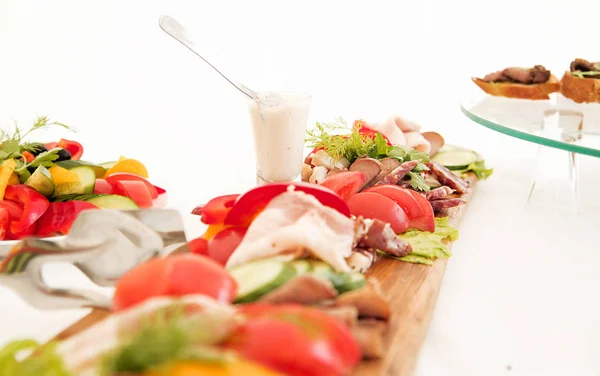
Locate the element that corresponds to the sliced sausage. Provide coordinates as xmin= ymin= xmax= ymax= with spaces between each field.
xmin=424 ymin=186 xmax=453 ymax=201
xmin=375 ymin=160 xmax=419 ymax=186
xmin=364 ymin=157 xmax=401 ymax=188
xmin=349 ymin=157 xmax=382 ymax=190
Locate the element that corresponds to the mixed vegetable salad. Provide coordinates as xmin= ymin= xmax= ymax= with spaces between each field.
xmin=0 ymin=117 xmax=167 ymax=240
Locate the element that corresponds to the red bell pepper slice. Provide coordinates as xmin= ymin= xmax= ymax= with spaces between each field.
xmin=37 ymin=201 xmax=99 ymax=237
xmin=0 ymin=208 xmax=9 ymax=240
xmin=7 ymin=222 xmax=38 ymax=240
xmin=0 ymin=200 xmax=24 ymax=221
xmin=4 ymin=185 xmax=50 ymax=234
xmin=154 ymin=185 xmax=166 ymax=195
xmin=57 ymin=139 xmax=84 ymax=160
xmin=114 ymin=180 xmax=153 ymax=208
xmin=94 ymin=179 xmax=117 ymax=195
xmin=105 ymin=173 xmax=158 ymax=199
xmin=191 ymin=194 xmax=240 ymax=225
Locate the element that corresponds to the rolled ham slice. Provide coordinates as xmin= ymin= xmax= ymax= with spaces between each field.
xmin=404 ymin=131 xmax=431 ymax=154
xmin=390 ymin=115 xmax=421 ymax=132
xmin=365 ymin=119 xmax=406 ymax=146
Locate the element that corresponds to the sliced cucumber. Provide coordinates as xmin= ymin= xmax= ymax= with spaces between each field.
xmin=55 ymin=160 xmax=106 ymax=178
xmin=290 ymin=260 xmax=312 ymax=274
xmin=305 ymin=260 xmax=365 ymax=294
xmin=230 ymin=259 xmax=297 ymax=303
xmin=308 ymin=260 xmax=334 ymax=278
xmin=25 ymin=166 xmax=54 ymax=196
xmin=53 ymin=166 xmax=96 ymax=196
xmin=85 ymin=194 xmax=139 ymax=209
xmin=431 ymin=150 xmax=479 ymax=170
xmin=53 ymin=193 xmax=139 ymax=209
xmin=335 ymin=272 xmax=366 ymax=294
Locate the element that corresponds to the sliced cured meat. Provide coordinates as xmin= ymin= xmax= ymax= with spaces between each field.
xmin=351 ymin=319 xmax=387 ymax=360
xmin=390 ymin=115 xmax=421 ymax=133
xmin=364 ymin=157 xmax=401 ymax=189
xmin=258 ymin=275 xmax=338 ymax=304
xmin=319 ymin=306 xmax=359 ymax=327
xmin=334 ymin=279 xmax=391 ymax=320
xmin=356 ymin=218 xmax=412 ymax=257
xmin=225 ymin=191 xmax=356 ymax=272
xmin=375 ymin=160 xmax=419 ymax=186
xmin=424 ymin=186 xmax=453 ymax=201
xmin=349 ymin=158 xmax=382 ymax=189
xmin=430 ymin=198 xmax=466 ymax=213
xmin=346 ymin=248 xmax=376 ymax=273
xmin=421 ymin=131 xmax=445 ymax=156
xmin=365 ymin=119 xmax=407 ymax=146
xmin=404 ymin=131 xmax=431 ymax=154
xmin=425 ymin=161 xmax=470 ymax=194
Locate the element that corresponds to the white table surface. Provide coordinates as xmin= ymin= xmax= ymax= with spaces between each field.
xmin=1 ymin=1 xmax=600 ymax=375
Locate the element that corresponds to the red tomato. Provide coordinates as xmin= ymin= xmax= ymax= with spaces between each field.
xmin=187 ymin=237 xmax=209 ymax=256
xmin=319 ymin=171 xmax=366 ymax=201
xmin=225 ymin=182 xmax=350 ymax=227
xmin=192 ymin=194 xmax=239 ymax=225
xmin=404 ymin=189 xmax=435 ymax=232
xmin=113 ymin=254 xmax=238 ymax=312
xmin=0 ymin=200 xmax=24 ymax=221
xmin=0 ymin=208 xmax=9 ymax=240
xmin=363 ymin=185 xmax=424 ymax=219
xmin=57 ymin=139 xmax=84 ymax=160
xmin=207 ymin=226 xmax=247 ymax=265
xmin=227 ymin=304 xmax=361 ymax=376
xmin=94 ymin=179 xmax=116 ymax=195
xmin=114 ymin=180 xmax=153 ymax=208
xmin=347 ymin=192 xmax=409 ymax=234
xmin=105 ymin=173 xmax=158 ymax=199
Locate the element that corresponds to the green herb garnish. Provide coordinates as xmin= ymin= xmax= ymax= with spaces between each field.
xmin=463 ymin=160 xmax=493 ymax=180
xmin=0 ymin=339 xmax=71 ymax=376
xmin=306 ymin=118 xmax=431 ymax=191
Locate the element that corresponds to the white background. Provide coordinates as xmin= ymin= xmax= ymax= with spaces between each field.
xmin=1 ymin=1 xmax=600 ymax=375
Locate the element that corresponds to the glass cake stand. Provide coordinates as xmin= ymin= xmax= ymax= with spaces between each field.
xmin=461 ymin=94 xmax=600 ymax=214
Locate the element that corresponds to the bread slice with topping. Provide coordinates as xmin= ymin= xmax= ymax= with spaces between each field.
xmin=472 ymin=65 xmax=560 ymax=100
xmin=559 ymin=58 xmax=600 ymax=104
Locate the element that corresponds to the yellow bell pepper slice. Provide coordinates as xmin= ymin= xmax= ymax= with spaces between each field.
xmin=0 ymin=159 xmax=17 ymax=200
xmin=48 ymin=165 xmax=79 ymax=185
xmin=202 ymin=224 xmax=231 ymax=241
xmin=146 ymin=360 xmax=284 ymax=376
xmin=104 ymin=158 xmax=149 ymax=178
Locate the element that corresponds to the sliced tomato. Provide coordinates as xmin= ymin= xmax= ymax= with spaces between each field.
xmin=113 ymin=254 xmax=238 ymax=312
xmin=347 ymin=192 xmax=409 ymax=234
xmin=105 ymin=173 xmax=158 ymax=199
xmin=319 ymin=171 xmax=367 ymax=201
xmin=114 ymin=180 xmax=153 ymax=209
xmin=94 ymin=179 xmax=116 ymax=194
xmin=404 ymin=189 xmax=435 ymax=232
xmin=0 ymin=208 xmax=9 ymax=240
xmin=188 ymin=237 xmax=209 ymax=256
xmin=363 ymin=185 xmax=425 ymax=219
xmin=192 ymin=194 xmax=239 ymax=225
xmin=57 ymin=139 xmax=83 ymax=160
xmin=207 ymin=226 xmax=247 ymax=265
xmin=0 ymin=200 xmax=24 ymax=221
xmin=227 ymin=304 xmax=361 ymax=376
xmin=225 ymin=182 xmax=350 ymax=227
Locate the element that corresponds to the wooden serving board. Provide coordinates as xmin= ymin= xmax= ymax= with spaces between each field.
xmin=52 ymin=176 xmax=477 ymax=376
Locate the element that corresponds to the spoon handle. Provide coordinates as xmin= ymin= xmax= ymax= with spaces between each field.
xmin=158 ymin=15 xmax=257 ymax=101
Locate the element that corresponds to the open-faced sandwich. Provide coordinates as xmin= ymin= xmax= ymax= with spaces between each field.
xmin=472 ymin=65 xmax=560 ymax=100
xmin=559 ymin=58 xmax=600 ymax=104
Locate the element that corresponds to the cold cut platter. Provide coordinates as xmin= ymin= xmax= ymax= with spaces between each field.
xmin=0 ymin=115 xmax=492 ymax=376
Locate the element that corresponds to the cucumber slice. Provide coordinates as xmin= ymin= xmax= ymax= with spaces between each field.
xmin=431 ymin=150 xmax=479 ymax=170
xmin=308 ymin=260 xmax=334 ymax=278
xmin=290 ymin=260 xmax=312 ymax=274
xmin=55 ymin=160 xmax=106 ymax=178
xmin=25 ymin=166 xmax=54 ymax=196
xmin=335 ymin=272 xmax=366 ymax=294
xmin=230 ymin=259 xmax=297 ymax=303
xmin=53 ymin=166 xmax=96 ymax=196
xmin=85 ymin=194 xmax=139 ymax=209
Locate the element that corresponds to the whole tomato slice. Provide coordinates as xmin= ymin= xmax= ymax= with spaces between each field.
xmin=319 ymin=171 xmax=367 ymax=201
xmin=192 ymin=194 xmax=240 ymax=225
xmin=113 ymin=254 xmax=238 ymax=312
xmin=94 ymin=179 xmax=117 ymax=195
xmin=57 ymin=139 xmax=84 ymax=160
xmin=114 ymin=180 xmax=153 ymax=208
xmin=227 ymin=304 xmax=361 ymax=376
xmin=404 ymin=189 xmax=435 ymax=232
xmin=105 ymin=173 xmax=159 ymax=199
xmin=363 ymin=185 xmax=425 ymax=219
xmin=347 ymin=191 xmax=409 ymax=234
xmin=207 ymin=226 xmax=247 ymax=265
xmin=225 ymin=182 xmax=350 ymax=227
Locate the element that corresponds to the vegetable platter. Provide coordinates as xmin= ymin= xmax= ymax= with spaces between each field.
xmin=0 ymin=116 xmax=168 ymax=253
xmin=0 ymin=115 xmax=492 ymax=376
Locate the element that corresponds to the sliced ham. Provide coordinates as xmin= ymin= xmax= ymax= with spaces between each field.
xmin=421 ymin=131 xmax=445 ymax=156
xmin=320 ymin=306 xmax=359 ymax=327
xmin=404 ymin=131 xmax=431 ymax=154
xmin=258 ymin=275 xmax=338 ymax=304
xmin=390 ymin=115 xmax=421 ymax=133
xmin=351 ymin=319 xmax=387 ymax=360
xmin=365 ymin=119 xmax=407 ymax=146
xmin=225 ymin=191 xmax=356 ymax=272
